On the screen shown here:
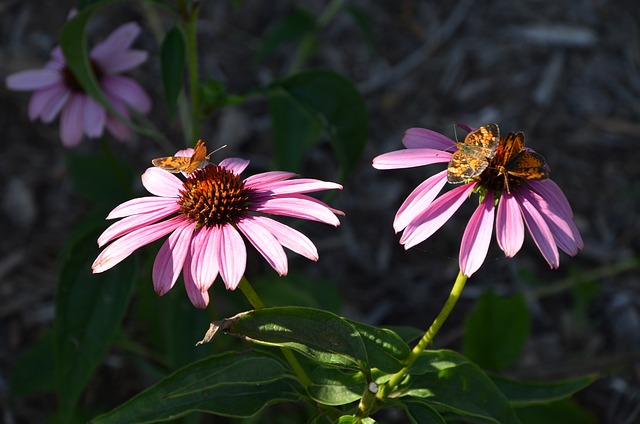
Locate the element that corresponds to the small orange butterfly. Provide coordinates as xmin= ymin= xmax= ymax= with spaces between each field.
xmin=152 ymin=140 xmax=224 ymax=174
xmin=447 ymin=123 xmax=501 ymax=183
xmin=494 ymin=131 xmax=549 ymax=193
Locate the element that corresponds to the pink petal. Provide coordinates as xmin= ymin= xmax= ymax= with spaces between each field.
xmin=372 ymin=148 xmax=452 ymax=170
xmin=190 ymin=226 xmax=221 ymax=291
xmin=183 ymin=249 xmax=210 ymax=309
xmin=102 ymin=76 xmax=151 ymax=113
xmin=6 ymin=69 xmax=62 ymax=91
xmin=152 ymin=221 xmax=195 ymax=296
xmin=247 ymin=178 xmax=342 ymax=195
xmin=91 ymin=22 xmax=142 ymax=67
xmin=219 ymin=158 xmax=250 ymax=175
xmin=104 ymin=92 xmax=132 ymax=141
xmin=107 ymin=197 xmax=179 ymax=219
xmin=100 ymin=50 xmax=148 ymax=74
xmin=83 ymin=95 xmax=107 ymax=138
xmin=60 ymin=94 xmax=85 ymax=147
xmin=254 ymin=216 xmax=318 ymax=261
xmin=394 ymin=170 xmax=448 ymax=232
xmin=98 ymin=207 xmax=179 ymax=247
xmin=28 ymin=83 xmax=70 ymax=122
xmin=402 ymin=128 xmax=457 ymax=150
xmin=400 ymin=183 xmax=476 ymax=249
xmin=516 ymin=193 xmax=560 ymax=268
xmin=459 ymin=193 xmax=495 ymax=277
xmin=243 ymin=171 xmax=299 ymax=187
xmin=141 ymin=168 xmax=183 ymax=197
xmin=496 ymin=191 xmax=525 ymax=257
xmin=237 ymin=217 xmax=288 ymax=276
xmin=218 ymin=224 xmax=246 ymax=290
xmin=92 ymin=216 xmax=185 ymax=273
xmin=251 ymin=195 xmax=340 ymax=226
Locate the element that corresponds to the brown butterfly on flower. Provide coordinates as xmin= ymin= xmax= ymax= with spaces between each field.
xmin=152 ymin=140 xmax=223 ymax=174
xmin=447 ymin=123 xmax=500 ymax=183
xmin=493 ymin=131 xmax=549 ymax=193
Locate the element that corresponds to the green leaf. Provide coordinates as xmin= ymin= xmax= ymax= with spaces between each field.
xmin=256 ymin=8 xmax=317 ymax=63
xmin=65 ymin=151 xmax=134 ymax=203
xmin=337 ymin=416 xmax=376 ymax=424
xmin=161 ymin=25 xmax=186 ymax=119
xmin=491 ymin=374 xmax=597 ymax=406
xmin=92 ymin=351 xmax=302 ymax=423
xmin=463 ymin=291 xmax=530 ymax=370
xmin=9 ymin=332 xmax=56 ymax=399
xmin=400 ymin=350 xmax=520 ymax=424
xmin=268 ymin=69 xmax=368 ymax=178
xmin=256 ymin=272 xmax=342 ymax=314
xmin=516 ymin=398 xmax=597 ymax=424
xmin=308 ymin=368 xmax=366 ymax=405
xmin=346 ymin=320 xmax=410 ymax=373
xmin=218 ymin=307 xmax=369 ymax=371
xmin=54 ymin=216 xmax=137 ymax=420
xmin=403 ymin=399 xmax=446 ymax=424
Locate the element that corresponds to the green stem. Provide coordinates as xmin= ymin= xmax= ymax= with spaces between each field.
xmin=377 ymin=270 xmax=468 ymax=401
xmin=237 ymin=277 xmax=313 ymax=386
xmin=184 ymin=4 xmax=201 ymax=144
xmin=288 ymin=0 xmax=345 ymax=75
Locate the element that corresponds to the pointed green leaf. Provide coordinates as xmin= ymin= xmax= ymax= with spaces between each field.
xmin=403 ymin=399 xmax=446 ymax=424
xmin=219 ymin=307 xmax=369 ymax=371
xmin=92 ymin=351 xmax=302 ymax=423
xmin=308 ymin=368 xmax=366 ymax=406
xmin=491 ymin=374 xmax=597 ymax=406
xmin=463 ymin=291 xmax=530 ymax=370
xmin=400 ymin=350 xmax=520 ymax=424
xmin=161 ymin=25 xmax=186 ymax=118
xmin=9 ymin=332 xmax=56 ymax=399
xmin=65 ymin=151 xmax=134 ymax=204
xmin=268 ymin=70 xmax=368 ymax=177
xmin=346 ymin=320 xmax=410 ymax=373
xmin=516 ymin=399 xmax=597 ymax=424
xmin=55 ymin=216 xmax=137 ymax=419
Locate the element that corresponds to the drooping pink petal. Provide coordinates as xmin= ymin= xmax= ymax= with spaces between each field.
xmin=83 ymin=95 xmax=107 ymax=138
xmin=105 ymin=113 xmax=131 ymax=142
xmin=252 ymin=216 xmax=318 ymax=261
xmin=237 ymin=217 xmax=288 ymax=276
xmin=459 ymin=192 xmax=495 ymax=277
xmin=102 ymin=75 xmax=151 ymax=113
xmin=100 ymin=50 xmax=148 ymax=74
xmin=141 ymin=167 xmax=183 ymax=198
xmin=252 ymin=195 xmax=341 ymax=226
xmin=516 ymin=193 xmax=560 ymax=268
xmin=183 ymin=248 xmax=209 ymax=309
xmin=400 ymin=183 xmax=476 ymax=249
xmin=28 ymin=83 xmax=70 ymax=122
xmin=402 ymin=127 xmax=457 ymax=150
xmin=243 ymin=171 xmax=299 ymax=187
xmin=218 ymin=224 xmax=246 ymax=290
xmin=394 ymin=170 xmax=448 ymax=232
xmin=496 ymin=191 xmax=525 ymax=257
xmin=92 ymin=216 xmax=185 ymax=273
xmin=6 ymin=69 xmax=62 ymax=90
xmin=190 ymin=225 xmax=221 ymax=291
xmin=152 ymin=221 xmax=195 ymax=295
xmin=90 ymin=22 xmax=142 ymax=67
xmin=372 ymin=148 xmax=452 ymax=170
xmin=107 ymin=197 xmax=179 ymax=219
xmin=60 ymin=94 xmax=85 ymax=147
xmin=219 ymin=158 xmax=250 ymax=175
xmin=246 ymin=178 xmax=342 ymax=195
xmin=98 ymin=207 xmax=179 ymax=247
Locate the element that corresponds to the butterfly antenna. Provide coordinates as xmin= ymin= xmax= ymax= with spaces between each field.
xmin=206 ymin=144 xmax=227 ymax=159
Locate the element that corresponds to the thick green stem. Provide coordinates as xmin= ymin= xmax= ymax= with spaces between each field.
xmin=237 ymin=277 xmax=312 ymax=386
xmin=377 ymin=271 xmax=468 ymax=400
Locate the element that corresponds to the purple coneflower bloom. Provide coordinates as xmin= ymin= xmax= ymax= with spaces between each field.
xmin=92 ymin=154 xmax=343 ymax=309
xmin=6 ymin=22 xmax=151 ymax=147
xmin=372 ymin=126 xmax=583 ymax=277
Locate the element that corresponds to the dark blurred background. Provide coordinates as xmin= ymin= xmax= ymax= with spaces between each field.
xmin=1 ymin=0 xmax=640 ymax=422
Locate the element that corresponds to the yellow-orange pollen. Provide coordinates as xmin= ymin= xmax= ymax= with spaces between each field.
xmin=178 ymin=165 xmax=250 ymax=227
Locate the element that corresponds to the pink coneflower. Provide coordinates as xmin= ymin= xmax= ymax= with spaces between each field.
xmin=6 ymin=22 xmax=151 ymax=147
xmin=92 ymin=154 xmax=343 ymax=308
xmin=372 ymin=125 xmax=583 ymax=277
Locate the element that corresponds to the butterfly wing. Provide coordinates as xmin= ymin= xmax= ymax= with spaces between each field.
xmin=185 ymin=140 xmax=208 ymax=173
xmin=464 ymin=123 xmax=500 ymax=159
xmin=151 ymin=156 xmax=191 ymax=172
xmin=504 ymin=150 xmax=549 ymax=180
xmin=447 ymin=146 xmax=489 ymax=183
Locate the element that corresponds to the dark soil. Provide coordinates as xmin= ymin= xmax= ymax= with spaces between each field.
xmin=2 ymin=0 xmax=640 ymax=422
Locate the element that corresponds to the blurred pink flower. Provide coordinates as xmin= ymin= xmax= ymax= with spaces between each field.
xmin=92 ymin=155 xmax=343 ymax=308
xmin=6 ymin=22 xmax=150 ymax=147
xmin=372 ymin=126 xmax=583 ymax=277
